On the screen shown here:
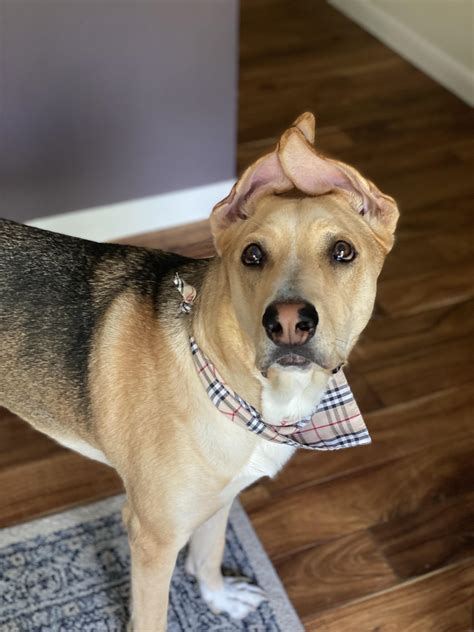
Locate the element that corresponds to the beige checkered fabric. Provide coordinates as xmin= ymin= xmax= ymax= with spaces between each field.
xmin=190 ymin=338 xmax=370 ymax=451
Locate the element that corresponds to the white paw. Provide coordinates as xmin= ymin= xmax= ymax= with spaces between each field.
xmin=200 ymin=576 xmax=267 ymax=619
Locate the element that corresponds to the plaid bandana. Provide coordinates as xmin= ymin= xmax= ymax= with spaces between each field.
xmin=190 ymin=338 xmax=371 ymax=451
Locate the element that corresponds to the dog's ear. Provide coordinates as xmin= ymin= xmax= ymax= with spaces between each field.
xmin=278 ymin=126 xmax=399 ymax=249
xmin=292 ymin=111 xmax=316 ymax=144
xmin=211 ymin=112 xmax=398 ymax=253
xmin=210 ymin=113 xmax=316 ymax=251
xmin=210 ymin=147 xmax=291 ymax=247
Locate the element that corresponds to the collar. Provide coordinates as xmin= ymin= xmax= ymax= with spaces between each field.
xmin=190 ymin=337 xmax=371 ymax=451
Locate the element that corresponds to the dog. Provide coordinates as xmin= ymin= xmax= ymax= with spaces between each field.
xmin=0 ymin=113 xmax=398 ymax=631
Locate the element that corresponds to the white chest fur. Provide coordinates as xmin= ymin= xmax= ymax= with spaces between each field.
xmin=220 ymin=367 xmax=330 ymax=502
xmin=245 ymin=440 xmax=295 ymax=479
xmin=220 ymin=440 xmax=295 ymax=503
xmin=260 ymin=365 xmax=329 ymax=425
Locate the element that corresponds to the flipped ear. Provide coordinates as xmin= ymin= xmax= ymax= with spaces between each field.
xmin=292 ymin=111 xmax=315 ymax=144
xmin=211 ymin=112 xmax=399 ymax=253
xmin=210 ymin=151 xmax=292 ymax=234
xmin=278 ymin=126 xmax=399 ymax=248
xmin=210 ymin=113 xmax=316 ymax=251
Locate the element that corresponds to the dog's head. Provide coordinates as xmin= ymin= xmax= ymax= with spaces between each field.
xmin=210 ymin=113 xmax=398 ymax=404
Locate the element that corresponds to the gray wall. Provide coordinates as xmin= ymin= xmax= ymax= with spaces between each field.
xmin=0 ymin=1 xmax=238 ymax=222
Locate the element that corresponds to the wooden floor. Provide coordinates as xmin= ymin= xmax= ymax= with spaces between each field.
xmin=1 ymin=1 xmax=473 ymax=629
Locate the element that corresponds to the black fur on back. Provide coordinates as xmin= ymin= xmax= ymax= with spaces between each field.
xmin=0 ymin=219 xmax=210 ymax=421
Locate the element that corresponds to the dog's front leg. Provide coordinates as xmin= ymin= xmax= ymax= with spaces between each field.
xmin=124 ymin=503 xmax=185 ymax=632
xmin=185 ymin=503 xmax=267 ymax=620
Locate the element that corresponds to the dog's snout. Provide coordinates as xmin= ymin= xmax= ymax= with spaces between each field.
xmin=262 ymin=301 xmax=318 ymax=345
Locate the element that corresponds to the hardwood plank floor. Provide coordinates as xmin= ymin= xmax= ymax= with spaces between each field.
xmin=1 ymin=1 xmax=473 ymax=630
xmin=304 ymin=561 xmax=474 ymax=632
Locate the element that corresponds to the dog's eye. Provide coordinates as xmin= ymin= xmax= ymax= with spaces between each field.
xmin=333 ymin=240 xmax=356 ymax=263
xmin=241 ymin=243 xmax=265 ymax=266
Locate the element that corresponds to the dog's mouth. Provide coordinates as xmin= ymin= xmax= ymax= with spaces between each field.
xmin=276 ymin=353 xmax=311 ymax=368
xmin=260 ymin=344 xmax=343 ymax=376
xmin=260 ymin=345 xmax=317 ymax=375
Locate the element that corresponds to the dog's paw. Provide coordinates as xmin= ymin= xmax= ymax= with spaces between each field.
xmin=200 ymin=576 xmax=267 ymax=619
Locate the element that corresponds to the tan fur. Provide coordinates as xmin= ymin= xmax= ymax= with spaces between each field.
xmin=1 ymin=114 xmax=398 ymax=630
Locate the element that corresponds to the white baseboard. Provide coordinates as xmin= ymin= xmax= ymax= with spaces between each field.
xmin=27 ymin=179 xmax=235 ymax=242
xmin=328 ymin=0 xmax=474 ymax=106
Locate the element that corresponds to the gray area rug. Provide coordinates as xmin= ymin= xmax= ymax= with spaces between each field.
xmin=0 ymin=495 xmax=303 ymax=631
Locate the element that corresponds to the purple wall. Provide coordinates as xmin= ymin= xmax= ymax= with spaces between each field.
xmin=0 ymin=1 xmax=238 ymax=222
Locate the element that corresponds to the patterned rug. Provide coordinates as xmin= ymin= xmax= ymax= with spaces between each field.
xmin=0 ymin=495 xmax=303 ymax=631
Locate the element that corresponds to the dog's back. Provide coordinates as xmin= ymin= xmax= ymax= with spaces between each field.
xmin=0 ymin=219 xmax=203 ymax=434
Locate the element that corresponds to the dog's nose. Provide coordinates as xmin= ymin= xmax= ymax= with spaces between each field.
xmin=262 ymin=301 xmax=318 ymax=345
